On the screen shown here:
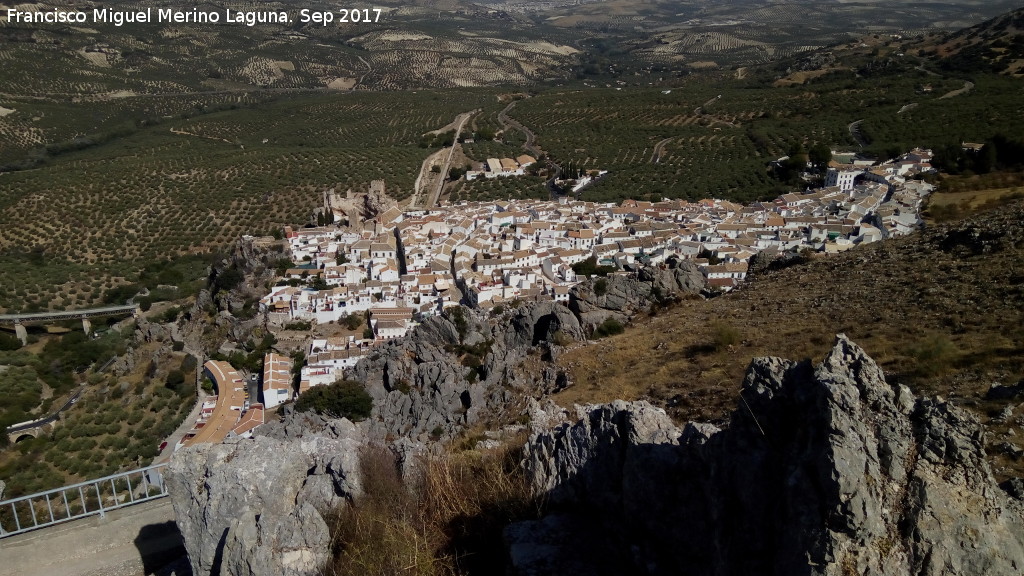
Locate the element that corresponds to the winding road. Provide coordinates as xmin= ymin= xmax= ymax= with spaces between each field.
xmin=6 ymin=387 xmax=83 ymax=436
xmin=651 ymin=137 xmax=674 ymax=164
xmin=497 ymin=100 xmax=543 ymax=159
xmin=495 ymin=98 xmax=565 ymax=199
xmin=848 ymin=119 xmax=867 ymax=149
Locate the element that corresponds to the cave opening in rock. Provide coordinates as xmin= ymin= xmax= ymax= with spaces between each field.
xmin=532 ymin=313 xmax=560 ymax=346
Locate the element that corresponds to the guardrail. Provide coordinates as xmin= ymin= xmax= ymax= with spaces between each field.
xmin=0 ymin=463 xmax=168 ymax=538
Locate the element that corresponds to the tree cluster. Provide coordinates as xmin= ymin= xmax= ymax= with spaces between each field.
xmin=294 ymin=379 xmax=373 ymax=421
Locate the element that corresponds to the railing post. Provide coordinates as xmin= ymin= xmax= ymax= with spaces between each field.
xmin=94 ymin=483 xmax=105 ymax=519
xmin=62 ymin=490 xmax=71 ymax=520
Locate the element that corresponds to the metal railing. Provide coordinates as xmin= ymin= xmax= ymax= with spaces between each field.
xmin=0 ymin=463 xmax=168 ymax=538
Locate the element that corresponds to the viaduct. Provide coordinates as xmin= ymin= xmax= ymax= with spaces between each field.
xmin=0 ymin=304 xmax=139 ymax=345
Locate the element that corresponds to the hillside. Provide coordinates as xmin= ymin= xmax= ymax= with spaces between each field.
xmin=932 ymin=7 xmax=1024 ymax=75
xmin=558 ymin=200 xmax=1024 ymax=480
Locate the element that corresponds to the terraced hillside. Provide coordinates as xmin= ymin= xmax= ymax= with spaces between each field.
xmin=506 ymin=69 xmax=1024 ymax=203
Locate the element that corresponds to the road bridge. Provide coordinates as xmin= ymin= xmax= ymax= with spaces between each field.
xmin=0 ymin=304 xmax=139 ymax=345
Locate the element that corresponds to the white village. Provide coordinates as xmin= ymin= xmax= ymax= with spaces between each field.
xmin=178 ymin=147 xmax=937 ymax=447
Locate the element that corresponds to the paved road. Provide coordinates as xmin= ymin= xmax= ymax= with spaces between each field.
xmin=7 ymin=387 xmax=83 ymax=434
xmin=0 ymin=499 xmax=185 ymax=576
xmin=497 ymin=100 xmax=543 ymax=159
xmin=152 ymin=391 xmax=208 ymax=464
xmin=651 ymin=137 xmax=674 ymax=164
xmin=495 ymin=98 xmax=564 ymax=199
xmin=848 ymin=119 xmax=866 ymax=149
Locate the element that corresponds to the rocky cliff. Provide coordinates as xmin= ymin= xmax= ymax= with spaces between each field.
xmin=350 ymin=300 xmax=585 ymax=442
xmin=570 ymin=259 xmax=704 ymax=331
xmin=168 ymin=333 xmax=1024 ymax=576
xmin=510 ymin=335 xmax=1024 ymax=576
xmin=166 ymin=412 xmax=364 ymax=576
xmin=349 ymin=260 xmax=705 ymax=443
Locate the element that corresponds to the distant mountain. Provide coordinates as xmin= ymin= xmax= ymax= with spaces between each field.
xmin=932 ymin=7 xmax=1024 ymax=75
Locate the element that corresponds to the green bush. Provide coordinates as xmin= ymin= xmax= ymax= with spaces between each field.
xmin=341 ymin=313 xmax=363 ymax=331
xmin=593 ymin=279 xmax=608 ymax=297
xmin=911 ymin=333 xmax=957 ymax=377
xmin=592 ymin=318 xmax=624 ymax=338
xmin=0 ymin=332 xmax=21 ymax=351
xmin=572 ymin=257 xmax=616 ymax=277
xmin=711 ymin=322 xmax=741 ymax=351
xmin=295 ymin=380 xmax=373 ymax=421
xmin=446 ymin=306 xmax=469 ymax=341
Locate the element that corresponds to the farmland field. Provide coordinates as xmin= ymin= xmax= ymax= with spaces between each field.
xmin=0 ymin=90 xmax=502 ymax=312
xmin=507 ymin=65 xmax=1024 ymax=204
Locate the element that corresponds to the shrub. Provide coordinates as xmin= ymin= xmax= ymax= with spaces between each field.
xmin=572 ymin=256 xmax=616 ymax=277
xmin=911 ymin=333 xmax=957 ymax=377
xmin=551 ymin=330 xmax=574 ymax=347
xmin=161 ymin=306 xmax=182 ymax=323
xmin=711 ymin=321 xmax=741 ymax=351
xmin=446 ymin=306 xmax=469 ymax=341
xmin=592 ymin=317 xmax=624 ymax=338
xmin=593 ymin=278 xmax=608 ymax=297
xmin=214 ymin=267 xmax=244 ymax=292
xmin=0 ymin=332 xmax=21 ymax=351
xmin=342 ymin=313 xmax=363 ymax=331
xmin=295 ymin=380 xmax=373 ymax=421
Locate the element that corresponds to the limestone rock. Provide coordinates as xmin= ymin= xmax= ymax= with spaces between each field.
xmin=349 ymin=305 xmax=585 ymax=442
xmin=569 ymin=261 xmax=705 ymax=331
xmin=505 ymin=300 xmax=585 ymax=349
xmin=514 ymin=335 xmax=1024 ymax=576
xmin=166 ymin=419 xmax=363 ymax=576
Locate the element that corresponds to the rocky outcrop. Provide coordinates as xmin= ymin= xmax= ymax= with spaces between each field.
xmin=569 ymin=260 xmax=704 ymax=331
xmin=166 ymin=413 xmax=363 ymax=576
xmin=172 ymin=235 xmax=285 ymax=358
xmin=511 ymin=335 xmax=1024 ymax=576
xmin=350 ymin=302 xmax=583 ymax=442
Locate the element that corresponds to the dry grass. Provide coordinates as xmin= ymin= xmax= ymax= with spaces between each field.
xmin=928 ymin=186 xmax=1024 ymax=209
xmin=556 ymin=203 xmax=1024 ymax=474
xmin=322 ymin=437 xmax=539 ymax=576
